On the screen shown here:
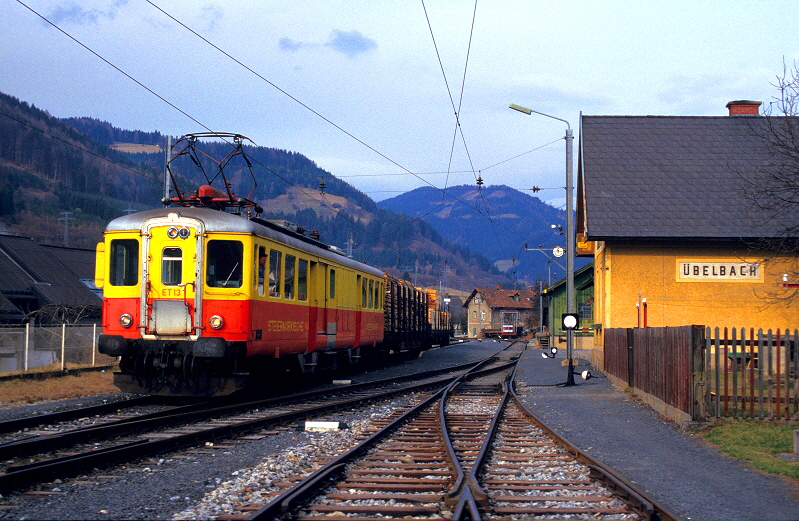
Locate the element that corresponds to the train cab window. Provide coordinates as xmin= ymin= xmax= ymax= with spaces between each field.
xmin=257 ymin=246 xmax=266 ymax=296
xmin=109 ymin=239 xmax=139 ymax=286
xmin=297 ymin=259 xmax=308 ymax=301
xmin=362 ymin=279 xmax=367 ymax=307
xmin=206 ymin=240 xmax=243 ymax=288
xmin=329 ymin=269 xmax=336 ymax=299
xmin=269 ymin=250 xmax=281 ymax=297
xmin=284 ymin=255 xmax=296 ymax=300
xmin=368 ymin=279 xmax=374 ymax=309
xmin=162 ymin=247 xmax=182 ymax=285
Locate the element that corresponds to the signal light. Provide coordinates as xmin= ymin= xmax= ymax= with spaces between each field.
xmin=562 ymin=313 xmax=579 ymax=330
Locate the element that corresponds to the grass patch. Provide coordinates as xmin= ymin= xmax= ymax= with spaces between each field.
xmin=0 ymin=371 xmax=118 ymax=407
xmin=696 ymin=420 xmax=799 ymax=481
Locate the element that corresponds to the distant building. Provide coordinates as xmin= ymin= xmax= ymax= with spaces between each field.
xmin=540 ymin=263 xmax=594 ymax=354
xmin=578 ymin=100 xmax=799 ymax=368
xmin=463 ymin=286 xmax=538 ymax=338
xmin=0 ymin=235 xmax=101 ymax=324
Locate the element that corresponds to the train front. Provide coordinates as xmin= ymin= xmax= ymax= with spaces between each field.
xmin=95 ymin=208 xmax=250 ymax=396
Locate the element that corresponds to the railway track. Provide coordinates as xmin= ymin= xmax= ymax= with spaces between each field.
xmin=0 ymin=356 xmax=495 ymax=495
xmin=239 ymin=342 xmax=675 ymax=521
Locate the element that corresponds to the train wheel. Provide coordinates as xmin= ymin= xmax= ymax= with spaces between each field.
xmin=182 ymin=353 xmax=193 ymax=388
xmin=141 ymin=351 xmax=154 ymax=391
xmin=133 ymin=352 xmax=145 ymax=385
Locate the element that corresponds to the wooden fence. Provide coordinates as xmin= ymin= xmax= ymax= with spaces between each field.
xmin=604 ymin=326 xmax=798 ymax=423
xmin=705 ymin=327 xmax=799 ymax=421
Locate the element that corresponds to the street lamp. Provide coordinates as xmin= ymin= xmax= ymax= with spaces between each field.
xmin=510 ymin=103 xmax=577 ymax=386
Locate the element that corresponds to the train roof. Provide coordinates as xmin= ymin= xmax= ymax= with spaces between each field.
xmin=105 ymin=207 xmax=384 ymax=277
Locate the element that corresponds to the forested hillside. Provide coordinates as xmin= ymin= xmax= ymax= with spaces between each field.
xmin=379 ymin=185 xmax=589 ymax=282
xmin=0 ymin=92 xmax=163 ymax=247
xmin=0 ymin=91 xmax=508 ymax=289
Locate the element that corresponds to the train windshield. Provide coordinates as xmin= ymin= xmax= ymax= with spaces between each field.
xmin=206 ymin=240 xmax=243 ymax=288
xmin=109 ymin=239 xmax=139 ymax=286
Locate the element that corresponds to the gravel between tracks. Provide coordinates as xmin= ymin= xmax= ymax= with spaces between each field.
xmin=0 ymin=342 xmax=502 ymax=521
xmin=2 ymin=341 xmax=798 ymax=521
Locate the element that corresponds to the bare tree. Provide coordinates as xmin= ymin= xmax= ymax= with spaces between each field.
xmin=743 ymin=60 xmax=799 ymax=302
xmin=26 ymin=303 xmax=99 ymax=325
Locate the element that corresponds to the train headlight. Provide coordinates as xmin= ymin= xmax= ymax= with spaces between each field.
xmin=120 ymin=314 xmax=133 ymax=328
xmin=209 ymin=315 xmax=224 ymax=330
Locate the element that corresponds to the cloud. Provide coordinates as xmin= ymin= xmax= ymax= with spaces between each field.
xmin=279 ymin=37 xmax=306 ymax=52
xmin=46 ymin=1 xmax=128 ymax=25
xmin=279 ymin=29 xmax=376 ymax=58
xmin=325 ymin=29 xmax=376 ymax=58
xmin=200 ymin=4 xmax=223 ymax=31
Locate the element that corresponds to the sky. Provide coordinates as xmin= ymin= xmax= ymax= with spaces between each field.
xmin=3 ymin=0 xmax=799 ymax=209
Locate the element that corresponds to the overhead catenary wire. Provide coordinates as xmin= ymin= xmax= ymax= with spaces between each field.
xmin=420 ymin=0 xmax=510 ymax=263
xmin=13 ymin=0 xmax=561 ymax=281
xmin=144 ymin=0 xmax=554 ymax=261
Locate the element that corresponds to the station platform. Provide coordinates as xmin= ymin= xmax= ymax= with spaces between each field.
xmin=513 ymin=345 xmax=799 ymax=521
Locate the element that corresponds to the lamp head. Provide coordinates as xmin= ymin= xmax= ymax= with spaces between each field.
xmin=509 ymin=103 xmax=533 ymax=115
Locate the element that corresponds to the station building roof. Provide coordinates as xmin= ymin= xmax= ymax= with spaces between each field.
xmin=578 ymin=113 xmax=799 ymax=241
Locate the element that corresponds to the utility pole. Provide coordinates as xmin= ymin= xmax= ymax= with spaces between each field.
xmin=163 ymin=135 xmax=172 ymax=206
xmin=58 ymin=211 xmax=75 ymax=247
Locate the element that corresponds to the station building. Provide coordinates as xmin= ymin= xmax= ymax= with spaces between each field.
xmin=577 ymin=101 xmax=799 ymax=368
xmin=463 ymin=286 xmax=537 ymax=338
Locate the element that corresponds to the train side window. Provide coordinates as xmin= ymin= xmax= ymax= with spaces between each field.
xmin=269 ymin=250 xmax=281 ymax=297
xmin=329 ymin=269 xmax=336 ymax=299
xmin=297 ymin=259 xmax=308 ymax=301
xmin=109 ymin=239 xmax=139 ymax=286
xmin=284 ymin=255 xmax=296 ymax=300
xmin=162 ymin=247 xmax=182 ymax=285
xmin=368 ymin=279 xmax=374 ymax=309
xmin=206 ymin=240 xmax=243 ymax=288
xmin=257 ymin=246 xmax=266 ymax=296
xmin=373 ymin=280 xmax=379 ymax=309
xmin=361 ymin=278 xmax=367 ymax=307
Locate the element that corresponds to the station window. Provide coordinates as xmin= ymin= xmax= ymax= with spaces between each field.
xmin=162 ymin=247 xmax=183 ymax=285
xmin=109 ymin=239 xmax=139 ymax=286
xmin=578 ymin=302 xmax=592 ymax=324
xmin=284 ymin=255 xmax=296 ymax=300
xmin=269 ymin=250 xmax=281 ymax=297
xmin=206 ymin=240 xmax=243 ymax=288
xmin=297 ymin=259 xmax=308 ymax=301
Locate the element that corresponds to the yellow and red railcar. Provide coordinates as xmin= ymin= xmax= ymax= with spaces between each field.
xmin=95 ymin=206 xmax=387 ymax=396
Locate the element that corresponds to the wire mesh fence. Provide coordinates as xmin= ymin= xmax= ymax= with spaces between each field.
xmin=0 ymin=324 xmax=116 ymax=374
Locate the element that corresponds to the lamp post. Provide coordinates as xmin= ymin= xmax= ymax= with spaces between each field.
xmin=510 ymin=103 xmax=577 ymax=386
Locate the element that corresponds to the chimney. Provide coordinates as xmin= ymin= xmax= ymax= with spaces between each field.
xmin=726 ymin=100 xmax=761 ymax=116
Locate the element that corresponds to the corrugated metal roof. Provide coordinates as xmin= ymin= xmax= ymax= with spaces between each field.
xmin=0 ymin=236 xmax=101 ymax=309
xmin=579 ymin=115 xmax=799 ymax=240
xmin=43 ymin=245 xmax=96 ymax=280
xmin=0 ymin=293 xmax=25 ymax=322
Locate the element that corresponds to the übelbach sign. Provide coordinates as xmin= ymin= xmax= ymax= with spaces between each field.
xmin=677 ymin=261 xmax=762 ymax=282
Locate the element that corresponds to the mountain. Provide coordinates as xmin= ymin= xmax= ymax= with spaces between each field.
xmin=0 ymin=91 xmax=509 ymax=291
xmin=378 ymin=185 xmax=589 ymax=284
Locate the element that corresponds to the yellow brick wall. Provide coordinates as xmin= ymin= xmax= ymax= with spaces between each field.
xmin=593 ymin=241 xmax=797 ymax=331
